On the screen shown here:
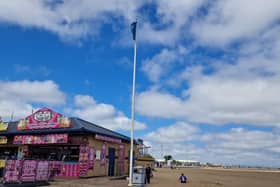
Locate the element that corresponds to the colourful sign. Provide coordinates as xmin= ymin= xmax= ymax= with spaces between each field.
xmin=4 ymin=160 xmax=21 ymax=183
xmin=36 ymin=161 xmax=49 ymax=181
xmin=79 ymin=144 xmax=89 ymax=177
xmin=89 ymin=147 xmax=95 ymax=170
xmin=0 ymin=136 xmax=7 ymax=144
xmin=0 ymin=121 xmax=8 ymax=131
xmin=13 ymin=134 xmax=68 ymax=145
xmin=17 ymin=108 xmax=71 ymax=130
xmin=21 ymin=160 xmax=37 ymax=182
xmin=95 ymin=134 xmax=122 ymax=144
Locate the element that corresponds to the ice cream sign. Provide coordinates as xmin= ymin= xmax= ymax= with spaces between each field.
xmin=34 ymin=110 xmax=52 ymax=122
xmin=17 ymin=108 xmax=71 ymax=130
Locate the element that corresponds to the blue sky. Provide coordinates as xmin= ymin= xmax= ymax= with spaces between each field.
xmin=1 ymin=0 xmax=280 ymax=167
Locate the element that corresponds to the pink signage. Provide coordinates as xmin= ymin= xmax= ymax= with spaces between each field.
xmin=79 ymin=145 xmax=89 ymax=177
xmin=13 ymin=134 xmax=68 ymax=145
xmin=4 ymin=160 xmax=21 ymax=183
xmin=17 ymin=108 xmax=71 ymax=130
xmin=95 ymin=134 xmax=122 ymax=144
xmin=21 ymin=160 xmax=37 ymax=182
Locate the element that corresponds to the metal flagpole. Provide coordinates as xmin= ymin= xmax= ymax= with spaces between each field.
xmin=128 ymin=21 xmax=137 ymax=186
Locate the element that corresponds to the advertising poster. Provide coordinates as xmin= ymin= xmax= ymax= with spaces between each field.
xmin=4 ymin=160 xmax=21 ymax=183
xmin=119 ymin=144 xmax=126 ymax=172
xmin=96 ymin=150 xmax=101 ymax=160
xmin=21 ymin=160 xmax=37 ymax=182
xmin=36 ymin=161 xmax=49 ymax=181
xmin=0 ymin=136 xmax=7 ymax=144
xmin=88 ymin=146 xmax=95 ymax=170
xmin=0 ymin=121 xmax=8 ymax=131
xmin=79 ymin=144 xmax=89 ymax=177
xmin=100 ymin=143 xmax=106 ymax=167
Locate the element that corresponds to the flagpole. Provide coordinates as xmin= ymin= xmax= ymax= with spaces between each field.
xmin=128 ymin=22 xmax=137 ymax=187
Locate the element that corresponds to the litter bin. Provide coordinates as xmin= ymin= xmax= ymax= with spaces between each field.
xmin=132 ymin=166 xmax=146 ymax=186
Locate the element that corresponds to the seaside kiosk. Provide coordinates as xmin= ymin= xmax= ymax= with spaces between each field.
xmin=0 ymin=107 xmax=132 ymax=182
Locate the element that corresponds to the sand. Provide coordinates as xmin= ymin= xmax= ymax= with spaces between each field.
xmin=46 ymin=167 xmax=280 ymax=187
xmin=149 ymin=167 xmax=280 ymax=187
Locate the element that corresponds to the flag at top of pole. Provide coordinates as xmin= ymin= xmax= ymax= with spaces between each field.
xmin=128 ymin=20 xmax=138 ymax=186
xmin=131 ymin=21 xmax=137 ymax=40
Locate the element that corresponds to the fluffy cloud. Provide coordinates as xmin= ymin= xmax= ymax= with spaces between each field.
xmin=139 ymin=0 xmax=205 ymax=45
xmin=0 ymin=0 xmax=141 ymax=40
xmin=0 ymin=0 xmax=206 ymax=45
xmin=141 ymin=46 xmax=187 ymax=82
xmin=137 ymin=24 xmax=280 ymax=127
xmin=200 ymin=128 xmax=280 ymax=166
xmin=191 ymin=0 xmax=280 ymax=46
xmin=144 ymin=124 xmax=280 ymax=166
xmin=0 ymin=80 xmax=65 ymax=120
xmin=144 ymin=122 xmax=199 ymax=143
xmin=67 ymin=95 xmax=146 ymax=131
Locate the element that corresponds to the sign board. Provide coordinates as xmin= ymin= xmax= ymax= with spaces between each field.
xmin=13 ymin=134 xmax=68 ymax=145
xmin=95 ymin=134 xmax=122 ymax=144
xmin=17 ymin=108 xmax=71 ymax=130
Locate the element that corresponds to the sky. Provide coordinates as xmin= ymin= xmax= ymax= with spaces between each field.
xmin=0 ymin=0 xmax=280 ymax=167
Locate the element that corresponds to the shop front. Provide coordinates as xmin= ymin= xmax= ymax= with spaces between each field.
xmin=0 ymin=107 xmax=131 ymax=183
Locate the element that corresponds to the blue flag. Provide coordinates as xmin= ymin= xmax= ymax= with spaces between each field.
xmin=131 ymin=21 xmax=137 ymax=40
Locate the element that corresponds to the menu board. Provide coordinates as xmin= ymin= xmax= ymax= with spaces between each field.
xmin=21 ymin=160 xmax=37 ymax=182
xmin=79 ymin=145 xmax=89 ymax=177
xmin=17 ymin=108 xmax=71 ymax=130
xmin=88 ymin=147 xmax=95 ymax=170
xmin=36 ymin=161 xmax=49 ymax=181
xmin=4 ymin=160 xmax=21 ymax=183
xmin=13 ymin=134 xmax=68 ymax=145
xmin=0 ymin=136 xmax=7 ymax=144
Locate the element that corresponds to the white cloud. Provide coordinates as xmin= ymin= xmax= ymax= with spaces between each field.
xmin=141 ymin=46 xmax=187 ymax=82
xmin=144 ymin=124 xmax=280 ymax=166
xmin=144 ymin=121 xmax=199 ymax=143
xmin=0 ymin=80 xmax=65 ymax=120
xmin=139 ymin=0 xmax=205 ymax=45
xmin=191 ymin=0 xmax=280 ymax=46
xmin=137 ymin=25 xmax=280 ymax=127
xmin=0 ymin=0 xmax=141 ymax=40
xmin=68 ymin=95 xmax=146 ymax=131
xmin=0 ymin=0 xmax=207 ymax=45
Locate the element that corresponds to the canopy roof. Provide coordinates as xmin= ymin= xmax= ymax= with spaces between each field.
xmin=0 ymin=108 xmax=130 ymax=143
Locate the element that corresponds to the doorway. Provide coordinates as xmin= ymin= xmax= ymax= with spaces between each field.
xmin=108 ymin=147 xmax=115 ymax=176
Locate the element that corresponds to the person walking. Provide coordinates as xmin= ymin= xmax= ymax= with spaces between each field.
xmin=145 ymin=165 xmax=152 ymax=184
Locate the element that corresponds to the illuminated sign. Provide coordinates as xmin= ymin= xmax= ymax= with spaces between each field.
xmin=13 ymin=134 xmax=68 ymax=145
xmin=17 ymin=108 xmax=71 ymax=130
xmin=95 ymin=134 xmax=122 ymax=144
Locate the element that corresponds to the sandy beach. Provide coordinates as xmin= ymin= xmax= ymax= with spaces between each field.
xmin=46 ymin=167 xmax=280 ymax=187
xmin=148 ymin=167 xmax=280 ymax=187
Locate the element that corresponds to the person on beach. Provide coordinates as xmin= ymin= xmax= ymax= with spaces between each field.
xmin=179 ymin=173 xmax=187 ymax=183
xmin=145 ymin=165 xmax=152 ymax=184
